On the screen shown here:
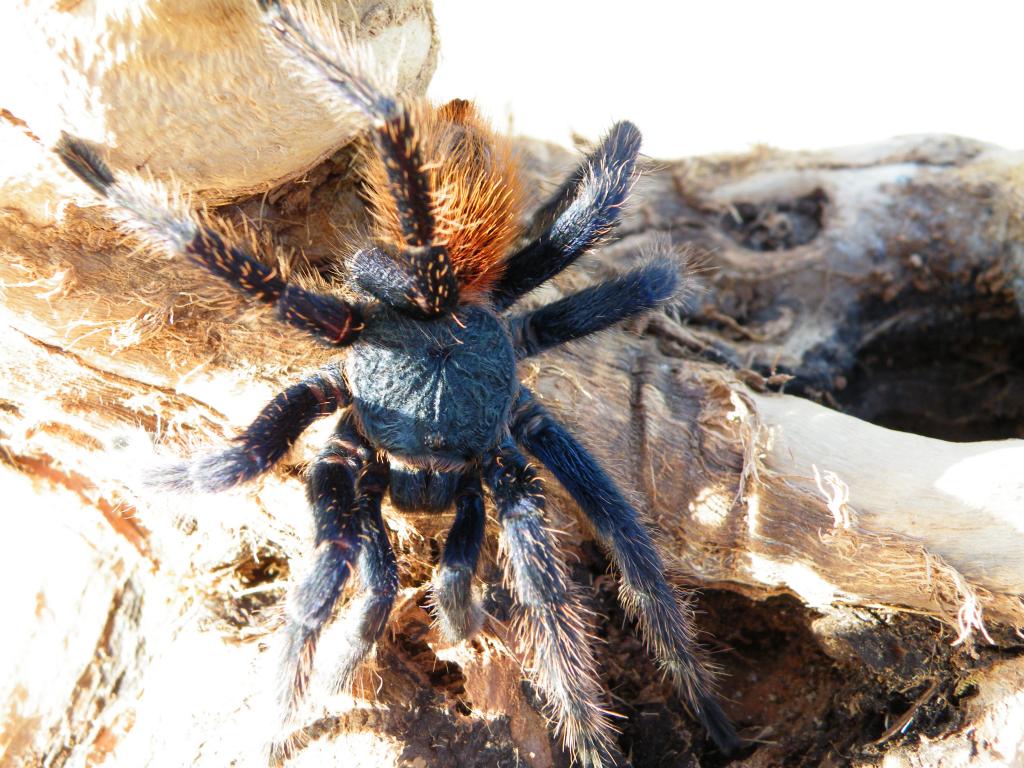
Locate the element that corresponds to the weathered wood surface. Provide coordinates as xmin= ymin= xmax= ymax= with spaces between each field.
xmin=0 ymin=0 xmax=437 ymax=223
xmin=2 ymin=3 xmax=1024 ymax=767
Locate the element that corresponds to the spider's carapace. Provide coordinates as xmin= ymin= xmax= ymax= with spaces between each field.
xmin=345 ymin=304 xmax=517 ymax=470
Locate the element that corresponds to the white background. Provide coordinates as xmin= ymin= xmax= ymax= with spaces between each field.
xmin=429 ymin=1 xmax=1024 ymax=158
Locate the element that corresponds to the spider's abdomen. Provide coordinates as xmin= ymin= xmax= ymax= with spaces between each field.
xmin=345 ymin=306 xmax=517 ymax=468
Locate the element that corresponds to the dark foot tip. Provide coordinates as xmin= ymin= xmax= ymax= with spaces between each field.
xmin=699 ymin=694 xmax=743 ymax=755
xmin=54 ymin=132 xmax=116 ymax=194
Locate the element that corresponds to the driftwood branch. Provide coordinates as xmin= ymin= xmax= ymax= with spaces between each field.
xmin=2 ymin=3 xmax=1024 ymax=767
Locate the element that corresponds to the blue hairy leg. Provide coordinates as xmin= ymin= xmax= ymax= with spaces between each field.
xmin=483 ymin=442 xmax=621 ymax=768
xmin=260 ymin=0 xmax=459 ymax=316
xmin=55 ymin=134 xmax=365 ymax=346
xmin=511 ymin=388 xmax=741 ymax=755
xmin=153 ymin=365 xmax=349 ymax=492
xmin=510 ymin=260 xmax=680 ymax=359
xmin=324 ymin=455 xmax=397 ymax=694
xmin=431 ymin=472 xmax=487 ymax=641
xmin=491 ymin=121 xmax=642 ymax=310
xmin=278 ymin=413 xmax=368 ymax=718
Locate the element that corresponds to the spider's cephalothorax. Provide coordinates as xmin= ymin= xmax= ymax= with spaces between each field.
xmin=345 ymin=304 xmax=517 ymax=469
xmin=55 ymin=1 xmax=741 ymax=764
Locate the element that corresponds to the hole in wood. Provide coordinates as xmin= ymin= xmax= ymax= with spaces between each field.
xmin=827 ymin=307 xmax=1024 ymax=442
xmin=721 ymin=189 xmax=826 ymax=252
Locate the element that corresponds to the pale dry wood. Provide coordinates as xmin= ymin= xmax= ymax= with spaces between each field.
xmin=0 ymin=0 xmax=438 ymax=223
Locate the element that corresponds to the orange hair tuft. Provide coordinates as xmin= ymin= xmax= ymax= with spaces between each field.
xmin=362 ymin=98 xmax=525 ymax=301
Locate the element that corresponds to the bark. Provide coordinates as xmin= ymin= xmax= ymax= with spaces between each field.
xmin=3 ymin=5 xmax=1024 ymax=768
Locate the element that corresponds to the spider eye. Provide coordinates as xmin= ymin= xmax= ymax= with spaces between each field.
xmin=425 ymin=432 xmax=451 ymax=451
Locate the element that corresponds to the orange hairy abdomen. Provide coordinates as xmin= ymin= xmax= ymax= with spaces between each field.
xmin=364 ymin=99 xmax=525 ymax=300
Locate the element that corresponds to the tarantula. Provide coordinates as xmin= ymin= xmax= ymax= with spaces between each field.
xmin=56 ymin=1 xmax=739 ymax=764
